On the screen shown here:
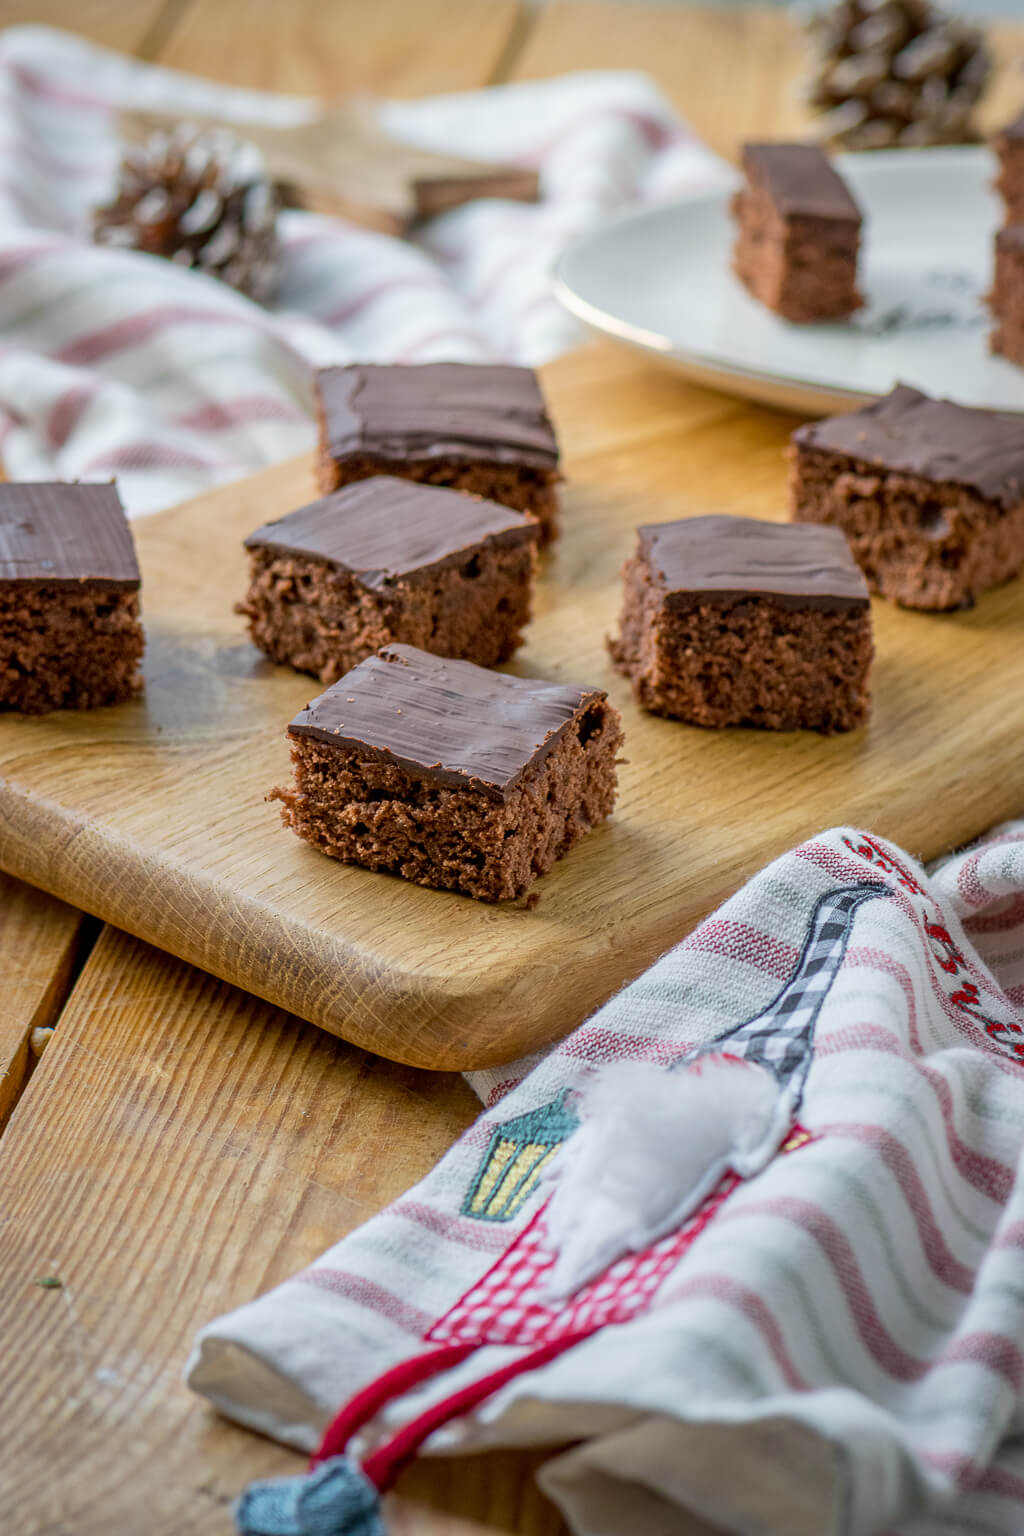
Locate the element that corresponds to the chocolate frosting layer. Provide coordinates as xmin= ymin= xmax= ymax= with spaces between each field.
xmin=639 ymin=514 xmax=869 ymax=611
xmin=317 ymin=363 xmax=560 ymax=471
xmin=288 ymin=644 xmax=606 ymax=801
xmin=793 ymin=385 xmax=1024 ymax=510
xmin=0 ymin=482 xmax=139 ymax=589
xmin=742 ymin=143 xmax=862 ymax=223
xmin=245 ymin=476 xmax=537 ymax=586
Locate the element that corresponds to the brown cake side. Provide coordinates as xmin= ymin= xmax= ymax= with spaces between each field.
xmin=0 ymin=482 xmax=144 ymax=713
xmin=731 ymin=145 xmax=862 ymax=323
xmin=994 ymin=117 xmax=1024 ymax=225
xmin=788 ymin=444 xmax=1024 ymax=610
xmin=270 ymin=646 xmax=623 ymax=903
xmin=731 ymin=189 xmax=862 ymax=323
xmin=315 ymin=442 xmax=560 ymax=544
xmin=241 ymin=537 xmax=536 ymax=684
xmin=0 ymin=584 xmax=144 ymax=713
xmin=271 ymin=705 xmax=620 ymax=903
xmin=241 ymin=478 xmax=540 ymax=682
xmin=314 ymin=363 xmax=562 ymax=542
xmin=610 ymin=543 xmax=871 ymax=735
xmin=990 ymin=226 xmax=1024 ymax=367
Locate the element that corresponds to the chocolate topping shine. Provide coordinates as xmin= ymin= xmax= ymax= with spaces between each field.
xmin=288 ymin=644 xmax=606 ymax=802
xmin=640 ymin=514 xmax=869 ymax=611
xmin=0 ymin=482 xmax=139 ymax=589
xmin=742 ymin=143 xmax=861 ymax=223
xmin=245 ymin=476 xmax=538 ymax=587
xmin=317 ymin=363 xmax=559 ymax=471
xmin=794 ymin=385 xmax=1024 ymax=510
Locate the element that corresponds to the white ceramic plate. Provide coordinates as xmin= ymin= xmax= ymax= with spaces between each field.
xmin=553 ymin=147 xmax=1024 ymax=416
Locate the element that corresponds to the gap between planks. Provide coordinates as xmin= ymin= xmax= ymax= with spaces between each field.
xmin=0 ymin=888 xmax=98 ymax=1135
xmin=133 ymin=0 xmax=195 ymax=61
xmin=485 ymin=1 xmax=545 ymax=86
xmin=0 ymin=923 xmax=574 ymax=1536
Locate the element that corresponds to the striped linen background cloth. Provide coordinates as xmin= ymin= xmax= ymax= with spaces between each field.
xmin=189 ymin=821 xmax=1024 ymax=1536
xmin=0 ymin=25 xmax=726 ymax=515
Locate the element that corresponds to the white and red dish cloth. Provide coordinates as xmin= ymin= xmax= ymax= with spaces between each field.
xmin=0 ymin=25 xmax=727 ymax=515
xmin=189 ymin=820 xmax=1024 ymax=1536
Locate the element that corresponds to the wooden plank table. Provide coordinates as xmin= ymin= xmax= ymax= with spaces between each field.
xmin=0 ymin=3 xmax=1022 ymax=1534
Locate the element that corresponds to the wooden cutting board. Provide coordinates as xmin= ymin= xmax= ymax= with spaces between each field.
xmin=0 ymin=342 xmax=1021 ymax=1071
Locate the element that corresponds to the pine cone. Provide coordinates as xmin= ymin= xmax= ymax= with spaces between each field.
xmin=806 ymin=0 xmax=991 ymax=150
xmin=92 ymin=124 xmax=281 ymax=305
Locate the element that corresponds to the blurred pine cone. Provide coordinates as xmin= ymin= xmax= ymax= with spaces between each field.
xmin=806 ymin=0 xmax=991 ymax=149
xmin=92 ymin=124 xmax=281 ymax=304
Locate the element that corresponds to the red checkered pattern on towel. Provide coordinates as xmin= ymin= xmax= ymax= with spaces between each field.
xmin=428 ymin=1128 xmax=813 ymax=1348
xmin=425 ymin=1178 xmax=741 ymax=1348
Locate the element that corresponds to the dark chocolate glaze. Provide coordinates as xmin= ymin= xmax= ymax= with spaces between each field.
xmin=245 ymin=475 xmax=537 ymax=586
xmin=288 ymin=644 xmax=606 ymax=802
xmin=0 ymin=482 xmax=139 ymax=589
xmin=317 ymin=363 xmax=560 ymax=471
xmin=742 ymin=143 xmax=862 ymax=224
xmin=793 ymin=384 xmax=1024 ymax=510
xmin=639 ymin=514 xmax=869 ymax=611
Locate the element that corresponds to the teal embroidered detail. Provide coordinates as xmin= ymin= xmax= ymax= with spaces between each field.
xmin=462 ymin=1088 xmax=578 ymax=1222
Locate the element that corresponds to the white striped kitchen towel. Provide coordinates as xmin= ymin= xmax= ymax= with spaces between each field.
xmin=0 ymin=25 xmax=727 ymax=515
xmin=189 ymin=820 xmax=1024 ymax=1536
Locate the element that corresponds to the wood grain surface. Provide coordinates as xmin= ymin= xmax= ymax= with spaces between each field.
xmin=0 ymin=904 xmax=718 ymax=1535
xmin=0 ymin=345 xmax=1021 ymax=1070
xmin=0 ymin=922 xmax=568 ymax=1535
xmin=0 ymin=0 xmax=172 ymax=54
xmin=156 ymin=0 xmax=521 ymax=97
xmin=0 ymin=878 xmax=84 ymax=1129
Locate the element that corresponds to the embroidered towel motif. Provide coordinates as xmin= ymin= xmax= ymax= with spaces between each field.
xmin=462 ymin=1089 xmax=577 ymax=1223
xmin=435 ymin=1128 xmax=813 ymax=1350
xmin=188 ymin=823 xmax=1024 ymax=1536
xmin=543 ymin=882 xmax=890 ymax=1295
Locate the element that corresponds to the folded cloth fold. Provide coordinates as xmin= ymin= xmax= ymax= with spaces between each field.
xmin=0 ymin=25 xmax=727 ymax=514
xmin=188 ymin=821 xmax=1024 ymax=1536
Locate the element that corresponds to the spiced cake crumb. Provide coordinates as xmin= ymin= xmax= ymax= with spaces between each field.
xmin=610 ymin=514 xmax=872 ymax=733
xmin=240 ymin=476 xmax=539 ymax=683
xmin=789 ymin=384 xmax=1024 ymax=609
xmin=315 ymin=362 xmax=561 ymax=542
xmin=0 ymin=482 xmax=144 ymax=713
xmin=271 ymin=644 xmax=623 ymax=902
xmin=731 ymin=143 xmax=863 ymax=323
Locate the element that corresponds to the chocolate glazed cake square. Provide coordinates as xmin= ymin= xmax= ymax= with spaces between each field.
xmin=789 ymin=385 xmax=1024 ymax=609
xmin=731 ymin=143 xmax=863 ymax=323
xmin=239 ymin=476 xmax=540 ymax=684
xmin=314 ymin=362 xmax=561 ymax=543
xmin=0 ymin=482 xmax=144 ymax=713
xmin=609 ymin=514 xmax=873 ymax=734
xmin=270 ymin=644 xmax=623 ymax=902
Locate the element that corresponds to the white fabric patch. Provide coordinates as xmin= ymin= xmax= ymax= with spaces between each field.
xmin=542 ymin=1057 xmax=786 ymax=1299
